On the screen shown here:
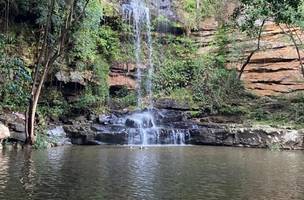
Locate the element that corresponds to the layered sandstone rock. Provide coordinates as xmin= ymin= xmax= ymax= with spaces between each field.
xmin=193 ymin=18 xmax=304 ymax=96
xmin=108 ymin=63 xmax=136 ymax=90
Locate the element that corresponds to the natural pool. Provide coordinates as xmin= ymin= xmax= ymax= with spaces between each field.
xmin=1 ymin=146 xmax=304 ymax=200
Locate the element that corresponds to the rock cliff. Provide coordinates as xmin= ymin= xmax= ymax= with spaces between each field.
xmin=193 ymin=17 xmax=304 ymax=96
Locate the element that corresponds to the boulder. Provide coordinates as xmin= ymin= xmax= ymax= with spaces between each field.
xmin=95 ymin=132 xmax=128 ymax=145
xmin=55 ymin=70 xmax=98 ymax=86
xmin=9 ymin=122 xmax=26 ymax=142
xmin=64 ymin=123 xmax=98 ymax=145
xmin=10 ymin=132 xmax=26 ymax=142
xmin=9 ymin=122 xmax=25 ymax=133
xmin=0 ymin=113 xmax=26 ymax=142
xmin=0 ymin=124 xmax=10 ymax=140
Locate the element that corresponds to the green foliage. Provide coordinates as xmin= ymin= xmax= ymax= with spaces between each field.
xmin=153 ymin=25 xmax=244 ymax=114
xmin=192 ymin=55 xmax=244 ymax=113
xmin=246 ymin=93 xmax=304 ymax=128
xmin=154 ymin=35 xmax=198 ymax=94
xmin=96 ymin=26 xmax=121 ymax=61
xmin=0 ymin=35 xmax=32 ymax=111
xmin=72 ymin=0 xmax=103 ymax=62
xmin=39 ymin=88 xmax=68 ymax=119
xmin=238 ymin=0 xmax=304 ymax=30
xmin=73 ymin=87 xmax=103 ymax=113
xmin=179 ymin=0 xmax=230 ymax=30
xmin=168 ymin=88 xmax=198 ymax=109
xmin=91 ymin=57 xmax=109 ymax=102
xmin=33 ymin=133 xmax=50 ymax=149
xmin=154 ymin=59 xmax=195 ymax=93
xmin=110 ymin=91 xmax=137 ymax=110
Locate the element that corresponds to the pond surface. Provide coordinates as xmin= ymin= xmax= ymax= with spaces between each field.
xmin=0 ymin=146 xmax=304 ymax=200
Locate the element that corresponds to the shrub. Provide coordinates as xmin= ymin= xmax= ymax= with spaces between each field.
xmin=191 ymin=54 xmax=244 ymax=113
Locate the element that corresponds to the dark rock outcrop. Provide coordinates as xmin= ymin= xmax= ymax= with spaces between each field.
xmin=91 ymin=121 xmax=304 ymax=150
xmin=63 ymin=109 xmax=304 ymax=150
xmin=155 ymin=98 xmax=191 ymax=111
xmin=190 ymin=124 xmax=304 ymax=150
xmin=63 ymin=122 xmax=99 ymax=145
xmin=0 ymin=113 xmax=26 ymax=142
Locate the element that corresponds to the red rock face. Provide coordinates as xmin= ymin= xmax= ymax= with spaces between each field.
xmin=108 ymin=62 xmax=137 ymax=89
xmin=194 ymin=18 xmax=304 ymax=96
xmin=108 ymin=74 xmax=136 ymax=89
xmin=238 ymin=23 xmax=304 ymax=96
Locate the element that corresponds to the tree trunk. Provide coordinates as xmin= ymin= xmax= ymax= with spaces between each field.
xmin=25 ymin=61 xmax=50 ymax=145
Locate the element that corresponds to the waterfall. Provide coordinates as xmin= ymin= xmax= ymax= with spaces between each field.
xmin=122 ymin=0 xmax=155 ymax=145
xmin=122 ymin=0 xmax=154 ymax=109
xmin=120 ymin=0 xmax=189 ymax=146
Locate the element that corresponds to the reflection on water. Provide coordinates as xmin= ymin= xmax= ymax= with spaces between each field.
xmin=1 ymin=146 xmax=304 ymax=200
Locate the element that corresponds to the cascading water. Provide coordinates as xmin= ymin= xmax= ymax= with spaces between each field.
xmin=122 ymin=0 xmax=154 ymax=109
xmin=119 ymin=0 xmax=189 ymax=146
xmin=122 ymin=0 xmax=157 ymax=145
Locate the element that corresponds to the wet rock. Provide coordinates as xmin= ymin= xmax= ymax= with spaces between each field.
xmin=10 ymin=132 xmax=26 ymax=142
xmin=98 ymin=114 xmax=118 ymax=125
xmin=55 ymin=138 xmax=72 ymax=146
xmin=8 ymin=122 xmax=26 ymax=142
xmin=47 ymin=126 xmax=72 ymax=146
xmin=64 ymin=123 xmax=95 ymax=137
xmin=86 ymin=140 xmax=102 ymax=145
xmin=64 ymin=123 xmax=98 ymax=145
xmin=156 ymin=109 xmax=185 ymax=124
xmin=74 ymin=116 xmax=87 ymax=122
xmin=95 ymin=132 xmax=128 ymax=145
xmin=47 ymin=126 xmax=66 ymax=138
xmin=125 ymin=118 xmax=139 ymax=128
xmin=71 ymin=137 xmax=86 ymax=145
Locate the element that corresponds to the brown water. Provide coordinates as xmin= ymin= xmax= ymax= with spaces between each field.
xmin=0 ymin=146 xmax=304 ymax=200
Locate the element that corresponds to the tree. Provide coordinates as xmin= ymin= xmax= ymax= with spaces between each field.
xmin=25 ymin=0 xmax=93 ymax=145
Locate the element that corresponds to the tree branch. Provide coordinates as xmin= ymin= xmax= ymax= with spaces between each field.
xmin=279 ymin=24 xmax=304 ymax=77
xmin=238 ymin=18 xmax=266 ymax=79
